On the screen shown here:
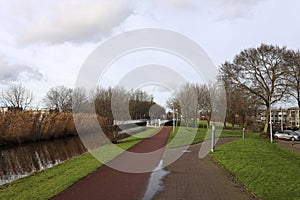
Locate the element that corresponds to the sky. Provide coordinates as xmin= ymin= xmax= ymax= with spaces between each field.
xmin=0 ymin=0 xmax=300 ymax=108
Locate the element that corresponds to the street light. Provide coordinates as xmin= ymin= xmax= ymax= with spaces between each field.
xmin=280 ymin=107 xmax=283 ymax=132
xmin=172 ymin=104 xmax=175 ymax=133
xmin=269 ymin=96 xmax=273 ymax=143
xmin=175 ymin=108 xmax=179 ymax=127
xmin=298 ymin=109 xmax=300 ymax=129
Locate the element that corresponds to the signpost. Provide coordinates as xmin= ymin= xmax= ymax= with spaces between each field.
xmin=211 ymin=124 xmax=215 ymax=152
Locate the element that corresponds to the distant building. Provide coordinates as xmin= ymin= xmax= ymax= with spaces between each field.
xmin=0 ymin=107 xmax=8 ymax=113
xmin=258 ymin=107 xmax=299 ymax=129
xmin=0 ymin=106 xmax=24 ymax=113
xmin=287 ymin=107 xmax=300 ymax=127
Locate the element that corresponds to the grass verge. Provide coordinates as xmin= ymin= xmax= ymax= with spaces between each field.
xmin=167 ymin=126 xmax=259 ymax=148
xmin=212 ymin=138 xmax=300 ymax=200
xmin=0 ymin=128 xmax=159 ymax=200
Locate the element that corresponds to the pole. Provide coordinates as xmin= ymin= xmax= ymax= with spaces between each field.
xmin=242 ymin=128 xmax=245 ymax=139
xmin=281 ymin=107 xmax=283 ymax=131
xmin=176 ymin=109 xmax=179 ymax=127
xmin=211 ymin=124 xmax=215 ymax=152
xmin=172 ymin=104 xmax=175 ymax=134
xmin=297 ymin=109 xmax=300 ymax=128
xmin=270 ymin=105 xmax=273 ymax=143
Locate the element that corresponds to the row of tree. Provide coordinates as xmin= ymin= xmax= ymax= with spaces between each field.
xmin=220 ymin=44 xmax=300 ymax=133
xmin=167 ymin=82 xmax=226 ymax=128
xmin=3 ymin=43 xmax=299 ymax=134
xmin=0 ymin=85 xmax=166 ymax=145
xmin=167 ymin=44 xmax=300 ymax=133
xmin=0 ymin=84 xmax=165 ymax=125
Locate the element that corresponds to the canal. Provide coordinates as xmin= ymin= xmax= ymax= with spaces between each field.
xmin=0 ymin=121 xmax=150 ymax=185
xmin=0 ymin=136 xmax=87 ymax=185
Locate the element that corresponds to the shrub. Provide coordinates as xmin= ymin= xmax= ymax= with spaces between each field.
xmin=0 ymin=111 xmax=114 ymax=146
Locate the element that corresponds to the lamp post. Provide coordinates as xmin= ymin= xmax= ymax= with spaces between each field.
xmin=296 ymin=109 xmax=300 ymax=128
xmin=280 ymin=107 xmax=283 ymax=131
xmin=269 ymin=96 xmax=273 ymax=143
xmin=172 ymin=104 xmax=175 ymax=133
xmin=175 ymin=108 xmax=178 ymax=127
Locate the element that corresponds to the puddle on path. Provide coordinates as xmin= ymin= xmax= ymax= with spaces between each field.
xmin=142 ymin=160 xmax=170 ymax=200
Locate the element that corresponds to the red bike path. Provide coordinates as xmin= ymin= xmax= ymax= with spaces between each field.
xmin=52 ymin=126 xmax=172 ymax=200
xmin=52 ymin=127 xmax=256 ymax=200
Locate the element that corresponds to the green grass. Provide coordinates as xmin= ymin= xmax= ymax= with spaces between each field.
xmin=167 ymin=126 xmax=259 ymax=148
xmin=0 ymin=128 xmax=159 ymax=200
xmin=213 ymin=138 xmax=300 ymax=200
xmin=181 ymin=120 xmax=245 ymax=130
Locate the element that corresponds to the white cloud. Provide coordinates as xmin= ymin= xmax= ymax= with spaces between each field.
xmin=210 ymin=0 xmax=263 ymax=20
xmin=0 ymin=0 xmax=299 ymax=108
xmin=0 ymin=0 xmax=137 ymax=45
xmin=152 ymin=0 xmax=193 ymax=10
xmin=150 ymin=0 xmax=264 ymax=20
xmin=0 ymin=56 xmax=44 ymax=84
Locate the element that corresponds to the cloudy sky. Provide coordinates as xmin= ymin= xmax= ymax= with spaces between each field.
xmin=0 ymin=0 xmax=300 ymax=107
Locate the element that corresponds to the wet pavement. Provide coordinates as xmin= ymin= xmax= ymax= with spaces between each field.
xmin=52 ymin=134 xmax=259 ymax=200
xmin=154 ymin=138 xmax=259 ymax=200
xmin=52 ymin=127 xmax=171 ymax=200
xmin=142 ymin=160 xmax=170 ymax=200
xmin=276 ymin=140 xmax=300 ymax=154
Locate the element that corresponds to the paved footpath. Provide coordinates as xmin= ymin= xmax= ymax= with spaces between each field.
xmin=53 ymin=129 xmax=257 ymax=200
xmin=52 ymin=126 xmax=172 ymax=200
xmin=154 ymin=138 xmax=259 ymax=200
xmin=276 ymin=140 xmax=300 ymax=154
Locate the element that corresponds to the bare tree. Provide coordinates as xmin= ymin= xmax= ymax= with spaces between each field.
xmin=179 ymin=83 xmax=198 ymax=127
xmin=166 ymin=95 xmax=181 ymax=124
xmin=130 ymin=89 xmax=153 ymax=102
xmin=195 ymin=83 xmax=212 ymax=127
xmin=220 ymin=44 xmax=289 ymax=133
xmin=93 ymin=86 xmax=113 ymax=122
xmin=285 ymin=50 xmax=300 ymax=113
xmin=223 ymin=82 xmax=262 ymax=129
xmin=167 ymin=82 xmax=226 ymax=128
xmin=196 ymin=82 xmax=227 ymax=127
xmin=129 ymin=89 xmax=154 ymax=119
xmin=167 ymin=83 xmax=198 ymax=127
xmin=1 ymin=84 xmax=33 ymax=111
xmin=72 ymin=87 xmax=89 ymax=112
xmin=149 ymin=104 xmax=165 ymax=119
xmin=111 ymin=87 xmax=131 ymax=121
xmin=44 ymin=85 xmax=72 ymax=112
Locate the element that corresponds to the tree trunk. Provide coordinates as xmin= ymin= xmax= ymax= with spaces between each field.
xmin=298 ymin=98 xmax=300 ymax=129
xmin=263 ymin=106 xmax=270 ymax=133
xmin=206 ymin=119 xmax=210 ymax=128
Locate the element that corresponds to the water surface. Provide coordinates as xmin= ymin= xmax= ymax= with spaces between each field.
xmin=0 ymin=136 xmax=87 ymax=185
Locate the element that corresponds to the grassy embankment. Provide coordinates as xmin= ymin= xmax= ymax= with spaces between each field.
xmin=0 ymin=128 xmax=159 ymax=200
xmin=167 ymin=125 xmax=259 ymax=148
xmin=213 ymin=138 xmax=300 ymax=199
xmin=0 ymin=121 xmax=264 ymax=200
xmin=169 ymin=125 xmax=300 ymax=199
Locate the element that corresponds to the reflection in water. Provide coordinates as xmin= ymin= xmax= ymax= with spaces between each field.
xmin=0 ymin=136 xmax=87 ymax=185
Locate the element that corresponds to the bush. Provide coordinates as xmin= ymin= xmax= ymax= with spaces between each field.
xmin=0 ymin=111 xmax=114 ymax=146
